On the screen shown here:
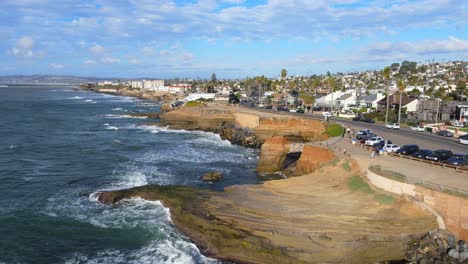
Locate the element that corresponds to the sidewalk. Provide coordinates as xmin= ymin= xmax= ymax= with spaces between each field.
xmin=336 ymin=139 xmax=468 ymax=192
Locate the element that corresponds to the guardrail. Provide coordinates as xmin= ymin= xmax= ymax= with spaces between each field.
xmin=354 ymin=141 xmax=468 ymax=172
xmin=369 ymin=165 xmax=468 ymax=197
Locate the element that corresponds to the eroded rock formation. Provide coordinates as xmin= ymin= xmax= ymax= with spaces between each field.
xmin=256 ymin=136 xmax=290 ymax=173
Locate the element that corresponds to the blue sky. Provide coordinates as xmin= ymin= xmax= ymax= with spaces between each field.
xmin=0 ymin=0 xmax=467 ymax=78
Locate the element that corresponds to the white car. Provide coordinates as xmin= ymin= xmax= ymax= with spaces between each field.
xmin=322 ymin=112 xmax=333 ymax=117
xmin=386 ymin=123 xmax=400 ymax=129
xmin=365 ymin=136 xmax=384 ymax=146
xmin=410 ymin=126 xmax=425 ymax=132
xmin=289 ymin=109 xmax=297 ymax=113
xmin=383 ymin=144 xmax=400 ymax=152
xmin=459 ymin=135 xmax=468 ymax=145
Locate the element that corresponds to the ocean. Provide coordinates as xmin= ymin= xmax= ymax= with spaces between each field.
xmin=0 ymin=86 xmax=260 ymax=264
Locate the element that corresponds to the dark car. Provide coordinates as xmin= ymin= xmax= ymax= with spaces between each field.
xmin=356 ymin=131 xmax=376 ymax=140
xmin=363 ymin=118 xmax=375 ymax=123
xmin=411 ymin=149 xmax=433 ymax=159
xmin=425 ymin=150 xmax=453 ymax=162
xmin=444 ymin=154 xmax=468 ymax=166
xmin=435 ymin=130 xmax=454 ymax=137
xmin=373 ymin=140 xmax=393 ymax=150
xmin=352 ymin=116 xmax=362 ymax=121
xmin=396 ymin=144 xmax=419 ymax=155
xmin=265 ymin=105 xmax=273 ymax=109
xmin=296 ymin=108 xmax=305 ymax=113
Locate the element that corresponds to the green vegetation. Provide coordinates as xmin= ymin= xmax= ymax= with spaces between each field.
xmin=347 ymin=175 xmax=396 ymax=204
xmin=369 ymin=165 xmax=406 ymax=182
xmin=347 ymin=176 xmax=374 ymax=194
xmin=373 ymin=194 xmax=395 ymax=204
xmin=184 ymin=101 xmax=204 ymax=107
xmin=342 ymin=162 xmax=351 ymax=172
xmin=326 ymin=123 xmax=344 ymax=137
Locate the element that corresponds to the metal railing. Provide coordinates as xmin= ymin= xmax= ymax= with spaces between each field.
xmin=369 ymin=166 xmax=468 ymax=197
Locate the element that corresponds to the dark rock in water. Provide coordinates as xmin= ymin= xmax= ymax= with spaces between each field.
xmin=405 ymin=229 xmax=467 ymax=263
xmin=200 ymin=172 xmax=223 ymax=182
xmin=216 ymin=122 xmax=262 ymax=148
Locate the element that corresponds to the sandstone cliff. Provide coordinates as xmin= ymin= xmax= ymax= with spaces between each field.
xmin=256 ymin=136 xmax=290 ymax=173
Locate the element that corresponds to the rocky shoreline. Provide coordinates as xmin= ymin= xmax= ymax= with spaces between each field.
xmin=86 ymin=88 xmax=463 ymax=263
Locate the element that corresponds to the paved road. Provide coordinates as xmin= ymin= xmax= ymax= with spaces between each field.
xmin=326 ymin=117 xmax=468 ymax=154
xmin=242 ymin=106 xmax=468 ymax=154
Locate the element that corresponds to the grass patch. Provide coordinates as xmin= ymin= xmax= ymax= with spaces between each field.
xmin=347 ymin=176 xmax=374 ymax=194
xmin=369 ymin=165 xmax=406 ymax=182
xmin=184 ymin=101 xmax=204 ymax=107
xmin=373 ymin=194 xmax=395 ymax=204
xmin=342 ymin=162 xmax=351 ymax=172
xmin=326 ymin=123 xmax=344 ymax=137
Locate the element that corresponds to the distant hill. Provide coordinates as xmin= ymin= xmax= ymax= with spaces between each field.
xmin=0 ymin=75 xmax=124 ymax=85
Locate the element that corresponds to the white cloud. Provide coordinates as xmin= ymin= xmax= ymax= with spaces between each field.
xmin=8 ymin=36 xmax=44 ymax=58
xmin=89 ymin=44 xmax=104 ymax=54
xmin=49 ymin=63 xmax=64 ymax=69
xmin=142 ymin=46 xmax=154 ymax=55
xmin=84 ymin=59 xmax=97 ymax=65
xmin=101 ymin=57 xmax=120 ymax=64
xmin=363 ymin=37 xmax=468 ymax=56
xmin=160 ymin=50 xmax=171 ymax=56
xmin=129 ymin=58 xmax=141 ymax=64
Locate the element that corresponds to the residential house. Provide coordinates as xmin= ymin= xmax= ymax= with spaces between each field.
xmin=376 ymin=94 xmax=419 ymax=113
xmin=359 ymin=93 xmax=385 ymax=108
xmin=185 ymin=93 xmax=215 ymax=101
xmin=336 ymin=94 xmax=356 ymax=111
xmin=168 ymin=83 xmax=190 ymax=94
xmin=143 ymin=80 xmax=165 ymax=91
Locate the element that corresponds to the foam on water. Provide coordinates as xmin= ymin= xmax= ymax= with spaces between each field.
xmin=106 ymin=126 xmax=119 ymax=131
xmin=69 ymin=96 xmax=84 ymax=100
xmin=103 ymin=114 xmax=147 ymax=119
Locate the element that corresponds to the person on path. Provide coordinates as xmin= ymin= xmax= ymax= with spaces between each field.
xmin=371 ymin=150 xmax=375 ymax=160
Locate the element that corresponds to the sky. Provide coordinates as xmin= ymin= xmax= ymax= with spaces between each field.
xmin=0 ymin=0 xmax=467 ymax=79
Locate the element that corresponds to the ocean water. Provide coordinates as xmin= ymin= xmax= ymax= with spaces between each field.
xmin=0 ymin=86 xmax=259 ymax=264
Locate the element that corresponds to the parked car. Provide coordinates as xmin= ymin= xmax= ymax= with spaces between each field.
xmin=356 ymin=131 xmax=376 ymax=140
xmin=385 ymin=123 xmax=400 ymax=129
xmin=411 ymin=149 xmax=433 ymax=159
xmin=425 ymin=150 xmax=453 ymax=162
xmin=296 ymin=108 xmax=305 ymax=114
xmin=289 ymin=109 xmax=297 ymax=113
xmin=352 ymin=116 xmax=363 ymax=121
xmin=363 ymin=118 xmax=375 ymax=123
xmin=458 ymin=134 xmax=468 ymax=145
xmin=410 ymin=126 xmax=425 ymax=132
xmin=396 ymin=145 xmax=419 ymax=155
xmin=373 ymin=140 xmax=393 ymax=150
xmin=435 ymin=130 xmax=454 ymax=137
xmin=383 ymin=144 xmax=400 ymax=152
xmin=444 ymin=154 xmax=468 ymax=166
xmin=265 ymin=105 xmax=273 ymax=109
xmin=322 ymin=112 xmax=333 ymax=118
xmin=365 ymin=136 xmax=385 ymax=146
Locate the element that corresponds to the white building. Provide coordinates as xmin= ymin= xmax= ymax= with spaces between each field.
xmin=143 ymin=80 xmax=164 ymax=91
xmin=185 ymin=93 xmax=215 ymax=101
xmin=168 ymin=83 xmax=190 ymax=94
xmin=129 ymin=81 xmax=143 ymax=89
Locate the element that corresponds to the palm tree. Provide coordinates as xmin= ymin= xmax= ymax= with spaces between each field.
xmin=382 ymin=67 xmax=391 ymax=123
xmin=397 ymin=78 xmax=406 ymax=124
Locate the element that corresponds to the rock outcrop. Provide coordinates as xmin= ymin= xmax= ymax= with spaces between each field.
xmin=292 ymin=146 xmax=335 ymax=176
xmin=200 ymin=172 xmax=224 ymax=182
xmin=216 ymin=122 xmax=262 ymax=148
xmin=254 ymin=117 xmax=326 ymax=142
xmin=405 ymin=230 xmax=468 ymax=263
xmin=256 ymin=136 xmax=290 ymax=173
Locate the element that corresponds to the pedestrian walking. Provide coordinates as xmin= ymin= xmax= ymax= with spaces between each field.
xmin=371 ymin=150 xmax=375 ymax=160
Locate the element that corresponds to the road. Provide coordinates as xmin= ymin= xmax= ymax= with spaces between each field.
xmin=243 ymin=106 xmax=468 ymax=154
xmin=327 ymin=117 xmax=467 ymax=154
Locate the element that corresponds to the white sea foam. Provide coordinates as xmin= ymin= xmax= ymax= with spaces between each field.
xmin=103 ymin=123 xmax=110 ymax=126
xmin=112 ymin=108 xmax=123 ymax=111
xmin=103 ymin=114 xmax=147 ymax=119
xmin=106 ymin=126 xmax=119 ymax=131
xmin=8 ymin=145 xmax=16 ymax=149
xmin=68 ymin=96 xmax=83 ymax=100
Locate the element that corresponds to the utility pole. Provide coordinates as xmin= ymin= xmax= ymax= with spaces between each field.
xmin=383 ymin=67 xmax=391 ymax=124
xmin=435 ymin=99 xmax=440 ymax=125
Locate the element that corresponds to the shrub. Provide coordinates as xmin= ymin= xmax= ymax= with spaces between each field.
xmin=184 ymin=101 xmax=204 ymax=107
xmin=326 ymin=123 xmax=344 ymax=137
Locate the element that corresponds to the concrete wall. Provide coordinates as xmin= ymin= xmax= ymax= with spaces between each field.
xmin=367 ymin=169 xmax=468 ymax=240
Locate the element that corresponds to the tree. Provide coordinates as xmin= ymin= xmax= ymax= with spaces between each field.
xmin=299 ymin=91 xmax=315 ymax=106
xmin=281 ymin=69 xmax=288 ymax=79
xmin=211 ymin=73 xmax=217 ymax=84
xmin=382 ymin=66 xmax=391 ymax=124
xmin=397 ymin=78 xmax=406 ymax=124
